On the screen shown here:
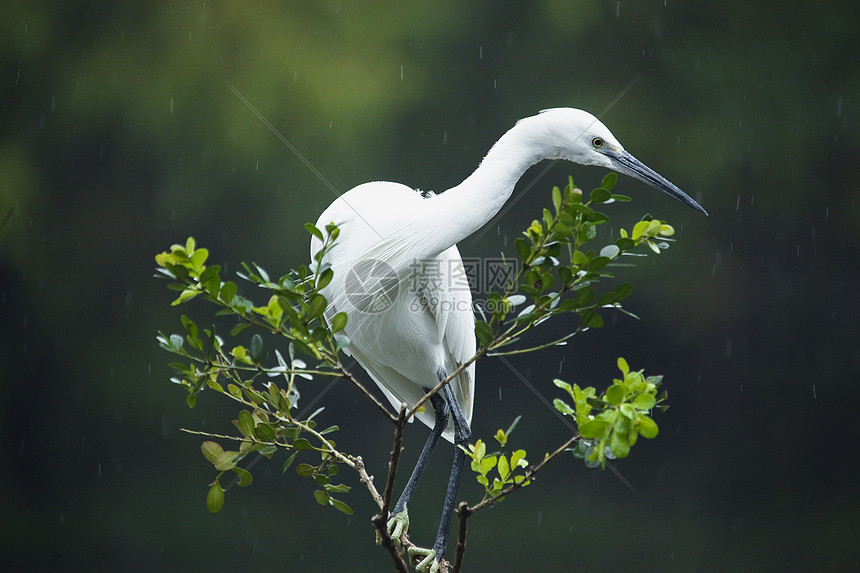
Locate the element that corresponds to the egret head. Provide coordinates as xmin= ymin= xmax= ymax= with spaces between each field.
xmin=538 ymin=108 xmax=708 ymax=215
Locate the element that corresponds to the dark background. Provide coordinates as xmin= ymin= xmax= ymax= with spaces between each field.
xmin=2 ymin=2 xmax=858 ymax=571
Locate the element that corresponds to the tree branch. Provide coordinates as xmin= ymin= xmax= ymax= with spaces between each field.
xmin=452 ymin=502 xmax=471 ymax=573
xmin=372 ymin=514 xmax=409 ymax=573
xmin=381 ymin=404 xmax=408 ymax=517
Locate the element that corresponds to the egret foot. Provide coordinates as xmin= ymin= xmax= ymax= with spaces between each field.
xmin=376 ymin=508 xmax=410 ymax=552
xmin=407 ymin=546 xmax=441 ymax=573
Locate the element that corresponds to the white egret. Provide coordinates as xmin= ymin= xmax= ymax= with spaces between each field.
xmin=311 ymin=108 xmax=706 ymax=572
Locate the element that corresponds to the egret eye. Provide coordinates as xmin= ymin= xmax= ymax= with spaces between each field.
xmin=592 ymin=137 xmax=604 ymax=148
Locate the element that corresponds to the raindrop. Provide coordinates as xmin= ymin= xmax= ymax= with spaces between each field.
xmin=169 ymin=97 xmax=174 ymax=114
xmin=442 ymin=131 xmax=448 ymax=144
xmin=498 ymin=387 xmax=502 ymax=402
xmin=98 ymin=463 xmax=102 ymax=477
xmin=537 ymin=510 xmax=543 ymax=527
xmin=479 ymin=46 xmax=483 ymax=59
xmin=812 ymin=385 xmax=817 ymax=398
xmin=825 ymin=206 xmax=830 ymax=219
xmin=400 ymin=65 xmax=404 ymax=80
xmin=616 ymin=1 xmax=621 ymax=17
xmin=736 ymin=196 xmax=740 ymax=210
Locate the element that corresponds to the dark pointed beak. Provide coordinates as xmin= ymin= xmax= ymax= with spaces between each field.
xmin=606 ymin=149 xmax=708 ymax=216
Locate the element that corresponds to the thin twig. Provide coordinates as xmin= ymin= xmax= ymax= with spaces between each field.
xmin=339 ymin=363 xmax=399 ymax=423
xmin=452 ymin=502 xmax=471 ymax=573
xmin=469 ymin=433 xmax=582 ymax=514
xmin=352 ymin=456 xmax=384 ymax=511
xmin=381 ymin=404 xmax=408 ymax=517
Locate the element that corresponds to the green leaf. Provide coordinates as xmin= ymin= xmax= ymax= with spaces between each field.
xmin=614 ymin=283 xmax=633 ymax=300
xmin=511 ymin=449 xmax=527 ymax=468
xmin=330 ymin=498 xmax=354 ymax=515
xmin=515 ymin=237 xmax=532 ymax=262
xmin=304 ymin=223 xmax=324 ymax=241
xmin=219 ymin=281 xmax=237 ymax=304
xmin=552 ymin=186 xmax=562 ymax=213
xmin=206 ymin=481 xmax=224 ymax=513
xmin=601 ymin=172 xmax=618 ymax=189
xmin=201 ymin=441 xmax=223 ymax=464
xmin=230 ymin=322 xmax=251 ymax=337
xmin=316 ymin=267 xmax=334 ymax=290
xmin=632 ymin=393 xmax=656 ymax=411
xmin=589 ymin=187 xmax=612 ymax=204
xmin=313 ymin=490 xmax=330 ymax=505
xmin=213 ymin=451 xmax=238 ymax=471
xmin=605 ymin=384 xmax=626 ymax=406
xmin=237 ymin=410 xmax=255 ymax=439
xmin=330 ymin=311 xmax=348 ymax=333
xmin=293 ymin=438 xmax=312 ymax=450
xmin=250 ymin=334 xmax=263 ymax=362
xmin=190 ymin=248 xmax=209 ymax=271
xmin=498 ymin=455 xmax=510 ymax=480
xmin=281 ymin=451 xmax=299 ymax=474
xmin=579 ymin=419 xmax=611 ymax=439
xmin=255 ymin=423 xmax=275 ymax=442
xmin=475 ymin=321 xmax=494 ymax=346
xmin=308 ymin=293 xmax=327 ymax=320
xmin=553 ymin=378 xmax=573 ymax=395
xmin=599 ymin=244 xmax=620 ymax=259
xmin=171 ymin=288 xmax=200 ymax=306
xmin=610 ymin=431 xmax=630 ymax=458
xmin=296 ymin=463 xmax=316 ymax=477
xmin=494 ymin=429 xmax=507 ymax=448
xmin=620 ymin=403 xmax=636 ymax=419
xmin=553 ymin=398 xmax=575 ymax=416
xmin=234 ymin=467 xmax=253 ymax=487
xmin=637 ymin=414 xmax=659 ymax=438
xmin=325 ymin=482 xmax=351 ymax=493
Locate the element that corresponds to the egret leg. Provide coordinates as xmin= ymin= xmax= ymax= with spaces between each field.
xmin=384 ymin=392 xmax=449 ymax=549
xmin=408 ymin=373 xmax=472 ymax=572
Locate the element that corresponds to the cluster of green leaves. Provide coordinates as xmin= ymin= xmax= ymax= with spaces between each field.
xmin=554 ymin=358 xmax=667 ymax=469
xmin=475 ymin=174 xmax=676 ymax=354
xmin=461 ymin=418 xmax=530 ymax=502
xmin=155 ymin=230 xmax=356 ymax=514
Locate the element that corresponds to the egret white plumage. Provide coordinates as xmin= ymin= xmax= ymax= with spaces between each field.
xmin=311 ymin=108 xmax=706 ymax=571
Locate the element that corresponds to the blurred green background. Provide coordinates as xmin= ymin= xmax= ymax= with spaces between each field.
xmin=2 ymin=1 xmax=858 ymax=571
